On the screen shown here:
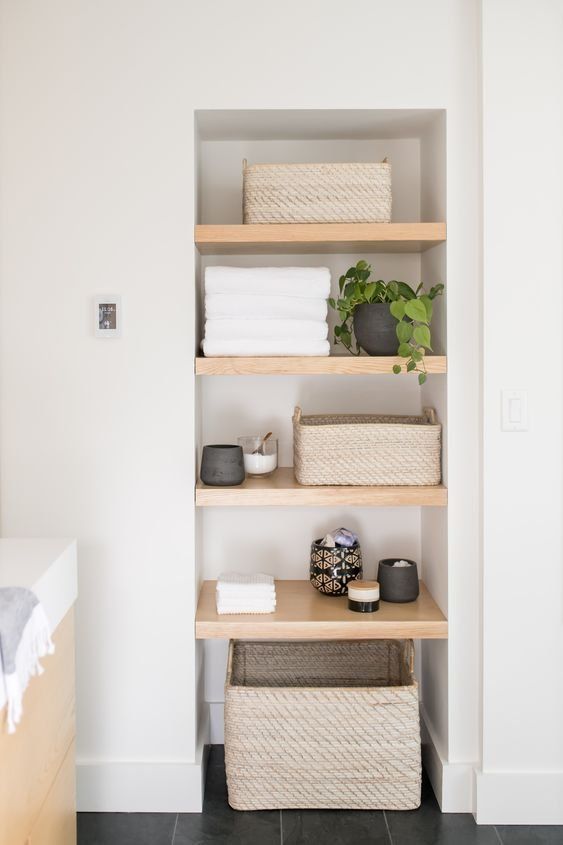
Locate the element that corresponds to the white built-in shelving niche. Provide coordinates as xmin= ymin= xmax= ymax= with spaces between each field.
xmin=193 ymin=109 xmax=447 ymax=742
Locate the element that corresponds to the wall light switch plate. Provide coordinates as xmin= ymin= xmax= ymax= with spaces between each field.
xmin=501 ymin=389 xmax=528 ymax=431
xmin=94 ymin=295 xmax=122 ymax=337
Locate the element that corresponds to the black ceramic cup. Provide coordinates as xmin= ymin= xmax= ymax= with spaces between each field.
xmin=377 ymin=558 xmax=419 ymax=603
xmin=310 ymin=540 xmax=363 ymax=596
xmin=200 ymin=445 xmax=245 ymax=487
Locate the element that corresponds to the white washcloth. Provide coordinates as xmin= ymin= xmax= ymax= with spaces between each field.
xmin=204 ymin=319 xmax=328 ymax=342
xmin=218 ymin=597 xmax=277 ymax=609
xmin=217 ymin=572 xmax=275 ymax=592
xmin=202 ymin=338 xmax=330 ymax=357
xmin=205 ymin=293 xmax=328 ymax=322
xmin=217 ymin=602 xmax=276 ymax=616
xmin=205 ymin=266 xmax=331 ymax=299
xmin=218 ymin=591 xmax=275 ymax=601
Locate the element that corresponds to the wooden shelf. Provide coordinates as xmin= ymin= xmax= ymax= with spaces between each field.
xmin=195 ymin=467 xmax=447 ymax=507
xmin=196 ymin=579 xmax=447 ymax=640
xmin=195 ymin=222 xmax=446 ymax=255
xmin=195 ymin=355 xmax=447 ymax=376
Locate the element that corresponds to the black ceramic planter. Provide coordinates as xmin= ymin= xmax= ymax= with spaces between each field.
xmin=310 ymin=540 xmax=363 ymax=596
xmin=353 ymin=302 xmax=398 ymax=356
xmin=377 ymin=558 xmax=419 ymax=603
xmin=200 ymin=445 xmax=245 ymax=487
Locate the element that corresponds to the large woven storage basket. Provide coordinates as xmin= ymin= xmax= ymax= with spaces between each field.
xmin=224 ymin=639 xmax=421 ymax=811
xmin=243 ymin=159 xmax=391 ymax=224
xmin=293 ymin=406 xmax=441 ymax=486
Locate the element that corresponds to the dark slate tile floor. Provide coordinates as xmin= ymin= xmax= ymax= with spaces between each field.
xmin=78 ymin=746 xmax=563 ymax=844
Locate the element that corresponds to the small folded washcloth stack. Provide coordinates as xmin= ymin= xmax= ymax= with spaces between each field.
xmin=202 ymin=266 xmax=331 ymax=357
xmin=216 ymin=572 xmax=276 ymax=615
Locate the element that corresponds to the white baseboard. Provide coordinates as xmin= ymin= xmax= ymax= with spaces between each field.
xmin=475 ymin=770 xmax=563 ymax=825
xmin=420 ymin=706 xmax=476 ymax=813
xmin=77 ymin=711 xmax=210 ymax=812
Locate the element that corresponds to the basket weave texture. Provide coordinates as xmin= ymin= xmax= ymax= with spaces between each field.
xmin=224 ymin=639 xmax=421 ymax=810
xmin=293 ymin=406 xmax=441 ymax=486
xmin=243 ymin=160 xmax=391 ymax=224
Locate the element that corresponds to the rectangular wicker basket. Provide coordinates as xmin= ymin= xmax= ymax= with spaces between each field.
xmin=293 ymin=406 xmax=441 ymax=486
xmin=224 ymin=639 xmax=421 ymax=811
xmin=243 ymin=159 xmax=391 ymax=224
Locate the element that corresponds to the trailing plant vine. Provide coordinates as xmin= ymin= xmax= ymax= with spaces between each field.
xmin=328 ymin=260 xmax=444 ymax=384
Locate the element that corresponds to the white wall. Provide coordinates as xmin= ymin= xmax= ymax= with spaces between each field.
xmin=0 ymin=0 xmax=200 ymax=812
xmin=0 ymin=0 xmax=481 ymax=813
xmin=478 ymin=0 xmax=563 ymax=824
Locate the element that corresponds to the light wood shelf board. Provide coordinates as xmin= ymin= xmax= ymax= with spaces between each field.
xmin=195 ymin=222 xmax=446 ymax=255
xmin=196 ymin=579 xmax=447 ymax=640
xmin=195 ymin=355 xmax=447 ymax=376
xmin=195 ymin=467 xmax=447 ymax=507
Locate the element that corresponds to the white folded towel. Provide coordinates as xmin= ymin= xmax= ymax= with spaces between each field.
xmin=205 ymin=294 xmax=328 ymax=322
xmin=202 ymin=338 xmax=330 ymax=357
xmin=217 ymin=572 xmax=274 ymax=591
xmin=216 ymin=601 xmax=276 ymax=616
xmin=216 ymin=573 xmax=276 ymax=615
xmin=205 ymin=266 xmax=331 ymax=299
xmin=218 ymin=597 xmax=276 ymax=608
xmin=204 ymin=319 xmax=328 ymax=342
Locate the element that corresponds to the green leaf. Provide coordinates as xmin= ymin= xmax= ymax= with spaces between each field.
xmin=418 ymin=372 xmax=427 ymax=385
xmin=389 ymin=300 xmax=406 ymax=320
xmin=404 ymin=299 xmax=428 ymax=322
xmin=364 ymin=282 xmax=377 ymax=302
xmin=413 ymin=325 xmax=432 ymax=349
xmin=360 ymin=269 xmax=370 ymax=282
xmin=356 ymin=260 xmax=368 ymax=271
xmin=412 ymin=348 xmax=423 ymax=362
xmin=334 ymin=325 xmax=342 ymax=337
xmin=398 ymin=342 xmax=412 ymax=358
xmin=346 ymin=266 xmax=357 ymax=279
xmin=396 ymin=321 xmax=413 ymax=343
xmin=387 ymin=281 xmax=399 ymax=298
xmin=392 ymin=364 xmax=401 ymax=374
xmin=429 ymin=283 xmax=444 ymax=299
xmin=407 ymin=360 xmax=416 ymax=372
xmin=420 ymin=295 xmax=433 ymax=322
xmin=328 ymin=297 xmax=336 ymax=309
xmin=339 ymin=275 xmax=346 ymax=293
xmin=397 ymin=281 xmax=416 ymax=300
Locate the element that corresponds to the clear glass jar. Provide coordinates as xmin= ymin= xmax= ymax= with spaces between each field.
xmin=237 ymin=436 xmax=278 ymax=477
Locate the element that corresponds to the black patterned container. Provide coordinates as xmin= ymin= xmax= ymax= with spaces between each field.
xmin=309 ymin=540 xmax=363 ymax=596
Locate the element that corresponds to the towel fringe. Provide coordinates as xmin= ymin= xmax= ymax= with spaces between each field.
xmin=4 ymin=604 xmax=54 ymax=733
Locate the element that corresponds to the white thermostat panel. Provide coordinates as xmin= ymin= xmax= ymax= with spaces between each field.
xmin=94 ymin=296 xmax=122 ymax=337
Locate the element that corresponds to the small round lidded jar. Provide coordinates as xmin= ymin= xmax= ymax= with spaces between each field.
xmin=237 ymin=436 xmax=278 ymax=477
xmin=347 ymin=580 xmax=380 ymax=613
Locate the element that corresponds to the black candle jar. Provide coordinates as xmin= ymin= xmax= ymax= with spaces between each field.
xmin=310 ymin=540 xmax=363 ymax=596
xmin=377 ymin=558 xmax=419 ymax=603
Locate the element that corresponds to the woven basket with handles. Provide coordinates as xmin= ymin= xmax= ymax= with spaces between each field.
xmin=293 ymin=406 xmax=441 ymax=486
xmin=224 ymin=639 xmax=420 ymax=810
xmin=242 ymin=158 xmax=391 ymax=224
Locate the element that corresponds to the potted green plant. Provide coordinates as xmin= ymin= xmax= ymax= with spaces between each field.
xmin=328 ymin=260 xmax=444 ymax=385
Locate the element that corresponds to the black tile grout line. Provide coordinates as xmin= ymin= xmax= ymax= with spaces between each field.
xmin=171 ymin=812 xmax=179 ymax=844
xmin=383 ymin=810 xmax=394 ymax=845
xmin=493 ymin=826 xmax=504 ymax=845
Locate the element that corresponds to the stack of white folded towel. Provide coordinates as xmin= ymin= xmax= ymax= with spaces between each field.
xmin=216 ymin=572 xmax=276 ymax=615
xmin=202 ymin=266 xmax=331 ymax=357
